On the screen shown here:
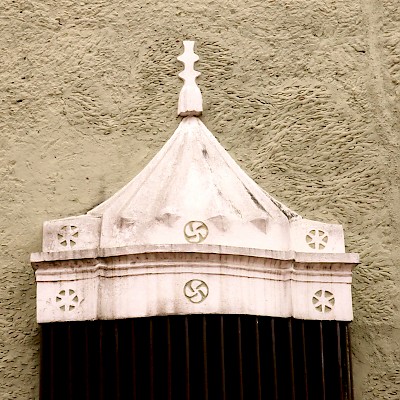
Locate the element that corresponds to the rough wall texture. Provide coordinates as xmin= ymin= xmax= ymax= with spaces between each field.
xmin=0 ymin=0 xmax=399 ymax=398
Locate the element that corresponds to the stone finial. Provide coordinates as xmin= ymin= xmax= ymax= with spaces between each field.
xmin=177 ymin=41 xmax=203 ymax=117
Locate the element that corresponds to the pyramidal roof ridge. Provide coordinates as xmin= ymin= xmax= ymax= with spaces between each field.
xmin=88 ymin=116 xmax=300 ymax=223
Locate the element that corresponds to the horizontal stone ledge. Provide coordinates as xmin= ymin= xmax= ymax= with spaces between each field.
xmin=31 ymin=243 xmax=359 ymax=265
xmin=35 ymin=261 xmax=354 ymax=283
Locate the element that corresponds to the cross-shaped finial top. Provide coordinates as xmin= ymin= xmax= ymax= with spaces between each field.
xmin=177 ymin=41 xmax=203 ymax=117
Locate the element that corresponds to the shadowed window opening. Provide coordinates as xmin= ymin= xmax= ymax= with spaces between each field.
xmin=40 ymin=315 xmax=353 ymax=400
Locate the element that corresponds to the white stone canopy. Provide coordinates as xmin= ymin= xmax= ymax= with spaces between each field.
xmin=31 ymin=42 xmax=358 ymax=323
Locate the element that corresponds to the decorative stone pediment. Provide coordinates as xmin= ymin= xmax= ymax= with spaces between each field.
xmin=31 ymin=41 xmax=358 ymax=323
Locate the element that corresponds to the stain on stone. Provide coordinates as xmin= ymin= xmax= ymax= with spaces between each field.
xmin=269 ymin=196 xmax=298 ymax=220
xmin=243 ymin=185 xmax=266 ymax=212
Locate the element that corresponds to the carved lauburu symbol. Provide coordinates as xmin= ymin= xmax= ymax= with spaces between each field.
xmin=55 ymin=289 xmax=80 ymax=311
xmin=312 ymin=290 xmax=335 ymax=313
xmin=184 ymin=221 xmax=209 ymax=243
xmin=306 ymin=229 xmax=328 ymax=250
xmin=58 ymin=225 xmax=79 ymax=248
xmin=184 ymin=280 xmax=209 ymax=303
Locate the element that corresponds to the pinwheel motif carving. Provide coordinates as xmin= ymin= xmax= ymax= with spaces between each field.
xmin=184 ymin=280 xmax=209 ymax=303
xmin=184 ymin=221 xmax=208 ymax=243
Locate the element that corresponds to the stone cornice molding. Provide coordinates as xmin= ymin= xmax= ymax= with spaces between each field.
xmin=32 ymin=245 xmax=357 ymax=323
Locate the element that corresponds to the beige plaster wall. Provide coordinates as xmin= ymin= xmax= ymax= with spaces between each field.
xmin=1 ymin=0 xmax=399 ymax=398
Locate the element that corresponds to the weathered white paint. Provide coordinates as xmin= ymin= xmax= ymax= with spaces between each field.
xmin=31 ymin=42 xmax=358 ymax=323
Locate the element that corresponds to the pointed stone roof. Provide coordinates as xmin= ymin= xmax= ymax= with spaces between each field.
xmin=36 ymin=114 xmax=347 ymax=254
xmin=87 ymin=116 xmax=298 ymax=250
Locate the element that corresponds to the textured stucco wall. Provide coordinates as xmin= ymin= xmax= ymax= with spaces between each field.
xmin=1 ymin=0 xmax=399 ymax=398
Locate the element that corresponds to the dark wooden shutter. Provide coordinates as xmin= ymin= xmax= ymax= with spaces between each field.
xmin=40 ymin=315 xmax=353 ymax=400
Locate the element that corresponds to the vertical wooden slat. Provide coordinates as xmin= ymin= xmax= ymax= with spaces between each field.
xmin=185 ymin=316 xmax=190 ymax=400
xmin=220 ymin=316 xmax=226 ymax=400
xmin=167 ymin=317 xmax=172 ymax=400
xmin=99 ymin=322 xmax=104 ymax=400
xmin=301 ymin=321 xmax=309 ymax=400
xmin=336 ymin=322 xmax=344 ymax=400
xmin=346 ymin=324 xmax=354 ymax=400
xmin=319 ymin=321 xmax=326 ymax=400
xmin=237 ymin=316 xmax=244 ymax=400
xmin=202 ymin=316 xmax=209 ymax=400
xmin=67 ymin=323 xmax=73 ymax=399
xmin=131 ymin=320 xmax=137 ymax=400
xmin=149 ymin=319 xmax=155 ymax=400
xmin=288 ymin=319 xmax=296 ymax=400
xmin=114 ymin=321 xmax=120 ymax=400
xmin=255 ymin=317 xmax=262 ymax=400
xmin=84 ymin=324 xmax=90 ymax=400
xmin=41 ymin=325 xmax=55 ymax=400
xmin=271 ymin=318 xmax=278 ymax=400
xmin=49 ymin=325 xmax=55 ymax=400
xmin=39 ymin=326 xmax=44 ymax=400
